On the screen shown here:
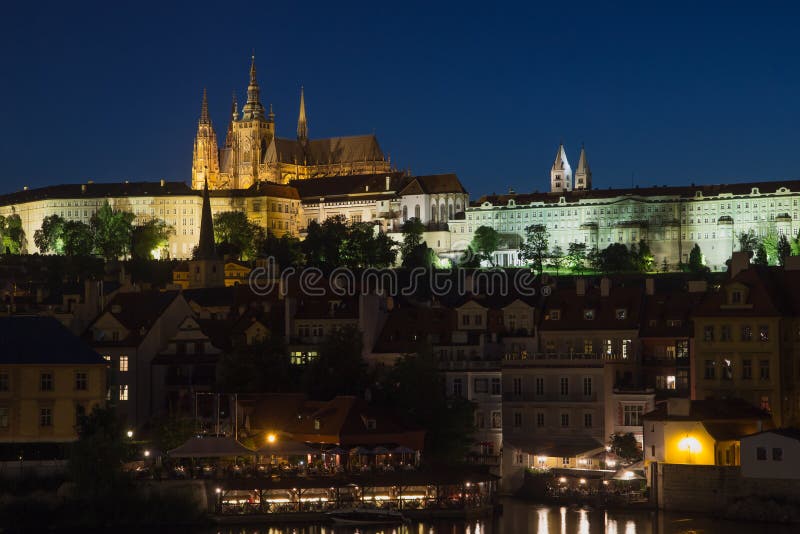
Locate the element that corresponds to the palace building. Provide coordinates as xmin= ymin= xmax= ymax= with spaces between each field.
xmin=192 ymin=56 xmax=391 ymax=190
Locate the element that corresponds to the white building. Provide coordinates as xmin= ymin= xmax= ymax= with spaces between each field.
xmin=741 ymin=429 xmax=800 ymax=479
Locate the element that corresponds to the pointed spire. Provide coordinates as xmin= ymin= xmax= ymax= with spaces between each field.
xmin=241 ymin=54 xmax=266 ymax=121
xmin=575 ymin=144 xmax=592 ymax=190
xmin=552 ymin=142 xmax=569 ymax=170
xmin=196 ymin=177 xmax=217 ymax=260
xmin=268 ymin=103 xmax=275 ymax=123
xmin=550 ymin=142 xmax=573 ymax=193
xmin=199 ymin=88 xmax=210 ymax=125
xmin=297 ymin=86 xmax=308 ymax=142
xmin=230 ymin=91 xmax=238 ymax=121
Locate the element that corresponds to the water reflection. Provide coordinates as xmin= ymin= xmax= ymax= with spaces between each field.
xmin=208 ymin=498 xmax=800 ymax=534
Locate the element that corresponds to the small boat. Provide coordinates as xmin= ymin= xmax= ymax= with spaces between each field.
xmin=326 ymin=508 xmax=406 ymax=526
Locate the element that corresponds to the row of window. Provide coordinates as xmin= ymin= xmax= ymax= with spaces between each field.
xmin=452 ymin=378 xmax=501 ymax=396
xmin=704 ymin=358 xmax=770 ymax=381
xmin=475 ymin=411 xmax=502 ymax=429
xmin=510 ymin=376 xmax=594 ymax=396
xmin=512 ymin=411 xmax=596 ymax=429
xmin=0 ymin=372 xmax=90 ymax=392
xmin=703 ymin=325 xmax=769 ymax=342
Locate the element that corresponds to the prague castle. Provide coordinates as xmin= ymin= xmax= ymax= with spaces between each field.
xmin=192 ymin=56 xmax=391 ymax=190
xmin=0 ymin=58 xmax=798 ymax=268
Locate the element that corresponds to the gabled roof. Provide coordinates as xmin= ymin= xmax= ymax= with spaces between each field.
xmin=289 ymin=172 xmax=406 ymax=200
xmin=741 ymin=428 xmax=800 ymax=441
xmin=540 ymin=283 xmax=643 ymax=331
xmin=86 ymin=290 xmax=182 ymax=345
xmin=275 ymin=134 xmax=385 ymax=166
xmin=398 ymin=174 xmax=467 ymax=195
xmin=0 ymin=316 xmax=105 ymax=365
xmin=692 ymin=266 xmax=795 ymax=317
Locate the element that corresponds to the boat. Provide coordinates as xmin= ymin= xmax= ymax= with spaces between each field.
xmin=326 ymin=508 xmax=407 ymax=526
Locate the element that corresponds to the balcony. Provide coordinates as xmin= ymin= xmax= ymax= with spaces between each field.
xmin=438 ymin=359 xmax=502 ymax=371
xmin=502 ymin=392 xmax=599 ymax=403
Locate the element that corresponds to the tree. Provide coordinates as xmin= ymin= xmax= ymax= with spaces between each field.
xmin=34 ymin=214 xmax=65 ymax=254
xmin=754 ymin=243 xmax=769 ymax=266
xmin=69 ymin=406 xmax=130 ymax=498
xmin=458 ymin=245 xmax=481 ymax=268
xmin=262 ymin=231 xmax=304 ymax=269
xmin=377 ymin=349 xmax=474 ymax=464
xmin=62 ymin=220 xmax=94 ymax=256
xmin=519 ymin=224 xmax=549 ymax=275
xmin=91 ymin=201 xmax=135 ymax=260
xmin=548 ymin=245 xmax=564 ymax=275
xmin=340 ymin=222 xmax=397 ymax=268
xmin=595 ymin=243 xmax=633 ymax=273
xmin=565 ymin=242 xmax=587 ymax=273
xmin=131 ymin=219 xmax=175 ymax=260
xmin=778 ymin=234 xmax=792 ymax=266
xmin=400 ymin=218 xmax=434 ymax=269
xmin=610 ymin=432 xmax=642 ymax=462
xmin=217 ymin=336 xmax=299 ymax=394
xmin=738 ymin=230 xmax=759 ymax=254
xmin=302 ymin=325 xmax=369 ymax=400
xmin=151 ymin=416 xmax=196 ymax=453
xmin=633 ymin=240 xmax=655 ymax=272
xmin=213 ymin=211 xmax=262 ymax=260
xmin=688 ymin=243 xmax=709 ymax=273
xmin=661 ymin=257 xmax=669 ymax=273
xmin=0 ymin=214 xmax=27 ymax=254
xmin=470 ymin=226 xmax=501 ymax=266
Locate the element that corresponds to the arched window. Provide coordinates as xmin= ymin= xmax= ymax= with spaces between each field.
xmin=414 ymin=204 xmax=420 ymax=219
xmin=448 ymin=204 xmax=454 ymax=219
xmin=402 ymin=206 xmax=408 ymax=221
xmin=431 ymin=205 xmax=437 ymax=222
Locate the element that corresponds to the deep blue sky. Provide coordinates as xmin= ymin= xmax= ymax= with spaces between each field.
xmin=2 ymin=1 xmax=799 ymax=197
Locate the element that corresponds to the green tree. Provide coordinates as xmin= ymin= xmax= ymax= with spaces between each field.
xmin=34 ymin=214 xmax=65 ymax=254
xmin=565 ymin=242 xmax=587 ymax=273
xmin=633 ymin=240 xmax=655 ymax=272
xmin=340 ymin=222 xmax=397 ymax=268
xmin=91 ymin=201 xmax=135 ymax=260
xmin=738 ymin=230 xmax=759 ymax=254
xmin=0 ymin=214 xmax=27 ymax=254
xmin=688 ymin=243 xmax=709 ymax=273
xmin=791 ymin=230 xmax=800 ymax=256
xmin=458 ymin=245 xmax=481 ymax=268
xmin=778 ymin=234 xmax=792 ymax=266
xmin=131 ymin=219 xmax=175 ymax=260
xmin=595 ymin=243 xmax=633 ymax=273
xmin=262 ymin=231 xmax=304 ymax=268
xmin=62 ymin=220 xmax=95 ymax=256
xmin=519 ymin=224 xmax=549 ymax=275
xmin=400 ymin=218 xmax=434 ymax=269
xmin=302 ymin=325 xmax=368 ymax=400
xmin=217 ymin=336 xmax=299 ymax=394
xmin=213 ymin=211 xmax=263 ymax=260
xmin=762 ymin=231 xmax=779 ymax=265
xmin=151 ymin=416 xmax=196 ymax=453
xmin=302 ymin=216 xmax=350 ymax=270
xmin=754 ymin=243 xmax=769 ymax=266
xmin=548 ymin=244 xmax=564 ymax=275
xmin=470 ymin=226 xmax=501 ymax=266
xmin=377 ymin=349 xmax=474 ymax=464
xmin=610 ymin=432 xmax=642 ymax=462
xmin=69 ymin=406 xmax=130 ymax=498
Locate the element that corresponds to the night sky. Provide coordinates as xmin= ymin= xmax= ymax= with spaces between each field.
xmin=2 ymin=1 xmax=799 ymax=197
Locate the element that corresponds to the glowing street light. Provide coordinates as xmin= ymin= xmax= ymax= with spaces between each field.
xmin=143 ymin=450 xmax=150 ymax=458
xmin=126 ymin=430 xmax=134 ymax=439
xmin=267 ymin=433 xmax=277 ymax=444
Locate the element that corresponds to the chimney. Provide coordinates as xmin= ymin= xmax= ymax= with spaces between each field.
xmin=81 ymin=184 xmax=87 ymax=193
xmin=160 ymin=179 xmax=165 ymax=187
xmin=729 ymin=251 xmax=751 ymax=278
xmin=600 ymin=277 xmax=611 ymax=297
xmin=385 ymin=176 xmax=390 ymax=191
xmin=576 ymin=278 xmax=586 ymax=296
xmin=645 ymin=278 xmax=655 ymax=295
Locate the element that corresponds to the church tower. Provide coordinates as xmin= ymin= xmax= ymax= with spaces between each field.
xmin=574 ymin=144 xmax=591 ymax=190
xmin=550 ymin=142 xmax=572 ymax=193
xmin=297 ymin=86 xmax=308 ymax=144
xmin=230 ymin=55 xmax=275 ymax=189
xmin=191 ymin=89 xmax=221 ymax=190
xmin=188 ymin=179 xmax=224 ymax=288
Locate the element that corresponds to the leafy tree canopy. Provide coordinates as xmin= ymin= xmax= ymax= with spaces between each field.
xmin=34 ymin=214 xmax=65 ymax=254
xmin=470 ymin=226 xmax=501 ymax=266
xmin=131 ymin=219 xmax=175 ymax=260
xmin=91 ymin=201 xmax=135 ymax=260
xmin=213 ymin=211 xmax=264 ymax=260
xmin=610 ymin=432 xmax=642 ymax=462
xmin=519 ymin=224 xmax=549 ymax=275
xmin=0 ymin=214 xmax=27 ymax=254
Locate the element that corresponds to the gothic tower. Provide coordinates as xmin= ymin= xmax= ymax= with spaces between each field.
xmin=191 ymin=89 xmax=221 ymax=190
xmin=230 ymin=55 xmax=275 ymax=189
xmin=297 ymin=86 xmax=308 ymax=144
xmin=574 ymin=144 xmax=591 ymax=190
xmin=188 ymin=179 xmax=224 ymax=288
xmin=550 ymin=142 xmax=572 ymax=193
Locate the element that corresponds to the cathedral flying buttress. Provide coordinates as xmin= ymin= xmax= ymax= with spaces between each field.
xmin=191 ymin=56 xmax=392 ymax=191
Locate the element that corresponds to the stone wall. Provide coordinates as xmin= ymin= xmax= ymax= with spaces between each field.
xmin=657 ymin=463 xmax=800 ymax=517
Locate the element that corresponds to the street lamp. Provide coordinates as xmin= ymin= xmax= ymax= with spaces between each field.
xmin=126 ymin=430 xmax=134 ymax=439
xmin=267 ymin=433 xmax=277 ymax=444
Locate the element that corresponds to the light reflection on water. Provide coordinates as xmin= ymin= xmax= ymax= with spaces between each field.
xmin=205 ymin=498 xmax=800 ymax=534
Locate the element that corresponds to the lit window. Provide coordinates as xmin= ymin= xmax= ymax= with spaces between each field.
xmin=119 ymin=356 xmax=129 ymax=372
xmin=623 ymin=405 xmax=644 ymax=426
xmin=119 ymin=385 xmax=129 ymax=401
xmin=39 ymin=407 xmax=52 ymax=427
xmin=583 ymin=309 xmax=595 ymax=320
xmin=549 ymin=310 xmax=560 ymax=320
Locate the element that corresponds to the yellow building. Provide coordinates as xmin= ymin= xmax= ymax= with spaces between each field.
xmin=0 ymin=316 xmax=107 ymax=443
xmin=643 ymin=398 xmax=772 ymax=470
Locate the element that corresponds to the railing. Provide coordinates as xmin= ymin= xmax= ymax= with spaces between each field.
xmin=503 ymin=392 xmax=599 ymax=402
xmin=503 ymin=352 xmax=640 ymax=363
xmin=437 ymin=359 xmax=502 ymax=371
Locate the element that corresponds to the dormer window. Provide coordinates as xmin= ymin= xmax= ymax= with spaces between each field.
xmin=366 ymin=419 xmax=377 ymax=430
xmin=731 ymin=291 xmax=742 ymax=304
xmin=584 ymin=309 xmax=595 ymax=320
xmin=616 ymin=309 xmax=627 ymax=320
xmin=548 ymin=310 xmax=561 ymax=321
xmin=313 ymin=418 xmax=321 ymax=430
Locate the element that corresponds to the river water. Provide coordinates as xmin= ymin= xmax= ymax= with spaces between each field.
xmin=200 ymin=498 xmax=799 ymax=533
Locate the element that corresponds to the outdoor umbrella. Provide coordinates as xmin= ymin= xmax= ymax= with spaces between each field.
xmin=167 ymin=436 xmax=255 ymax=458
xmin=371 ymin=446 xmax=390 ymax=455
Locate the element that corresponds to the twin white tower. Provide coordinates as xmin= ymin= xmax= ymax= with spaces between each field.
xmin=550 ymin=143 xmax=591 ymax=193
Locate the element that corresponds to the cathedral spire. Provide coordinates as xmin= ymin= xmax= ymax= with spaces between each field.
xmin=575 ymin=144 xmax=591 ymax=190
xmin=200 ymin=88 xmax=210 ymax=125
xmin=297 ymin=86 xmax=308 ymax=142
xmin=196 ymin=178 xmax=217 ymax=260
xmin=230 ymin=92 xmax=238 ymax=121
xmin=241 ymin=54 xmax=266 ymax=121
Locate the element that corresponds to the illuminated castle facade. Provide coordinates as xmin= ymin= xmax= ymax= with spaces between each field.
xmin=192 ymin=57 xmax=391 ymax=190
